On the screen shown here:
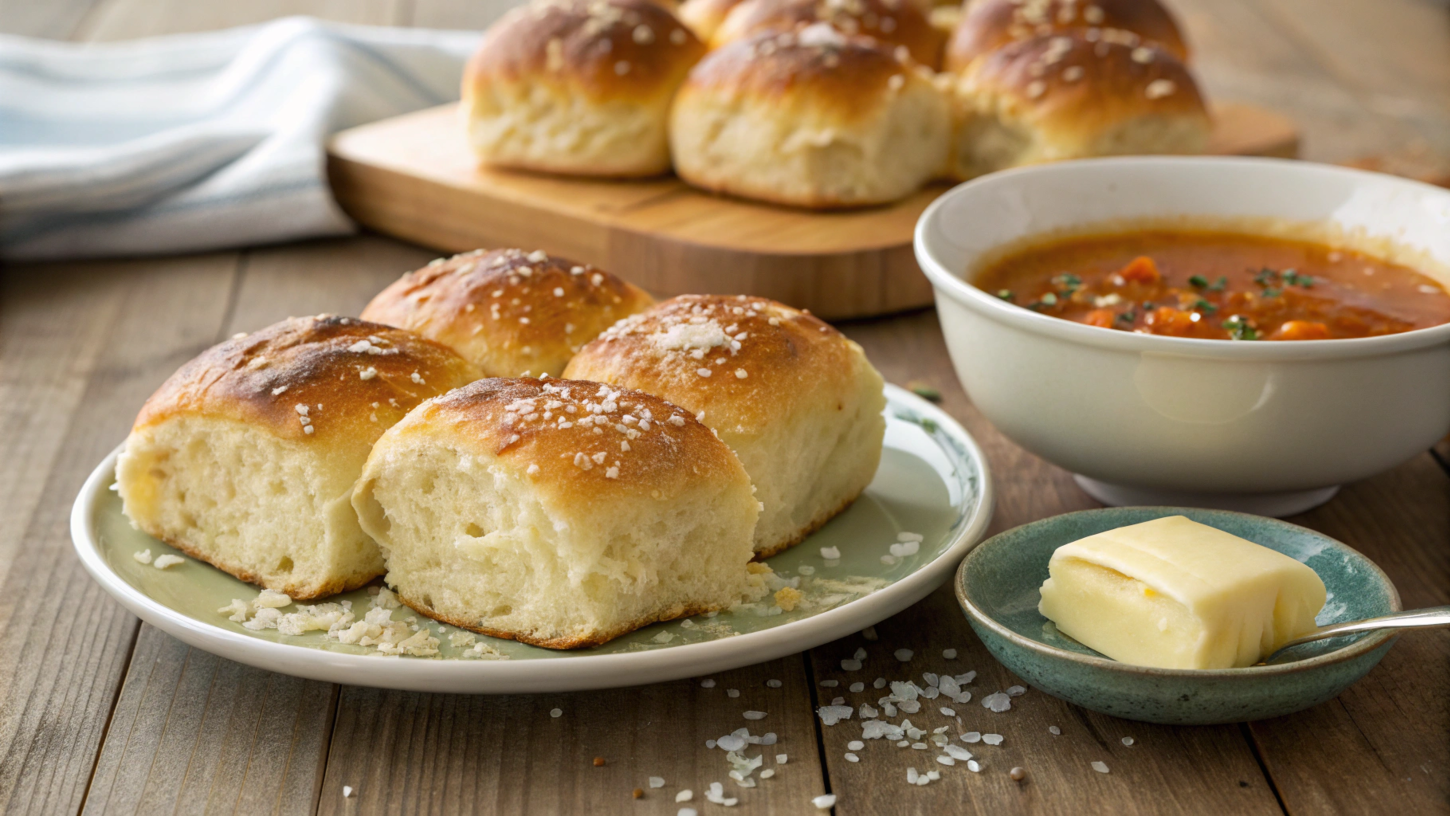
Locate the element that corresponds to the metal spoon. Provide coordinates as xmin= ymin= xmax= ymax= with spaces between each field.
xmin=1258 ymin=606 xmax=1450 ymax=665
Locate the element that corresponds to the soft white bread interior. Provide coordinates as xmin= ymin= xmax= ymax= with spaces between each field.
xmin=352 ymin=378 xmax=761 ymax=649
xmin=563 ymin=295 xmax=886 ymax=557
xmin=677 ymin=0 xmax=748 ymax=41
xmin=116 ymin=316 xmax=481 ymax=599
xmin=361 ymin=248 xmax=654 ymax=378
xmin=669 ymin=25 xmax=950 ymax=208
xmin=462 ymin=0 xmax=707 ymax=177
xmin=948 ymin=32 xmax=1209 ymax=181
xmin=944 ymin=0 xmax=1189 ymax=74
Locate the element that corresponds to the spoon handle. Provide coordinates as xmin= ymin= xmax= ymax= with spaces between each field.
xmin=1273 ymin=606 xmax=1450 ymax=655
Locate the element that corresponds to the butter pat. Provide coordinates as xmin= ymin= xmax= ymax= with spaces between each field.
xmin=1038 ymin=516 xmax=1326 ymax=669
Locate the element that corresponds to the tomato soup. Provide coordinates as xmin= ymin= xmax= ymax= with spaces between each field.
xmin=975 ymin=230 xmax=1450 ymax=340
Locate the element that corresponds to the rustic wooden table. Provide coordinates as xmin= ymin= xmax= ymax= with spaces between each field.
xmin=2 ymin=0 xmax=1448 ymax=813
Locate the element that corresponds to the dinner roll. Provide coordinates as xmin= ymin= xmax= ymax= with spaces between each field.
xmin=712 ymin=0 xmax=945 ymax=69
xmin=944 ymin=0 xmax=1188 ymax=73
xmin=116 ymin=316 xmax=481 ymax=599
xmin=361 ymin=248 xmax=654 ymax=378
xmin=669 ymin=25 xmax=951 ymax=208
xmin=352 ymin=378 xmax=761 ymax=648
xmin=677 ymin=0 xmax=748 ymax=41
xmin=462 ymin=0 xmax=707 ymax=177
xmin=563 ymin=295 xmax=886 ymax=557
xmin=947 ymin=33 xmax=1209 ymax=181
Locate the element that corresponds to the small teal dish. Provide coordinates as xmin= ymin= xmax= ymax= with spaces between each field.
xmin=955 ymin=507 xmax=1401 ymax=725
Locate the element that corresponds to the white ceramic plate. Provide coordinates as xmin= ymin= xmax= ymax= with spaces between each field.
xmin=72 ymin=385 xmax=992 ymax=693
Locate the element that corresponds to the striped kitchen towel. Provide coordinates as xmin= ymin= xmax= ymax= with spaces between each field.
xmin=0 ymin=16 xmax=479 ymax=261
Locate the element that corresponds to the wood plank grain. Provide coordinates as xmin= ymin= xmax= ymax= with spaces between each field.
xmin=317 ymin=657 xmax=828 ymax=815
xmin=83 ymin=625 xmax=337 ymax=816
xmin=1168 ymin=0 xmax=1438 ymax=163
xmin=806 ymin=311 xmax=1284 ymax=815
xmin=0 ymin=255 xmax=238 ymax=814
xmin=1246 ymin=455 xmax=1450 ymax=814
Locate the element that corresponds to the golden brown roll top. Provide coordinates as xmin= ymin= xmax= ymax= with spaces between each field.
xmin=133 ymin=315 xmax=482 ymax=447
xmin=361 ymin=249 xmax=655 ymax=378
xmin=948 ymin=32 xmax=1209 ymax=180
xmin=563 ymin=294 xmax=886 ymax=557
xmin=377 ymin=377 xmax=748 ymax=504
xmin=669 ymin=26 xmax=950 ymax=207
xmin=944 ymin=0 xmax=1188 ymax=73
xmin=462 ymin=0 xmax=707 ymax=176
xmin=712 ymin=0 xmax=945 ymax=68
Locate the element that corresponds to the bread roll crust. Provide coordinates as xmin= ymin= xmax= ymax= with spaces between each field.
xmin=949 ymin=33 xmax=1209 ymax=180
xmin=669 ymin=27 xmax=951 ymax=207
xmin=361 ymin=249 xmax=655 ymax=378
xmin=133 ymin=315 xmax=481 ymax=444
xmin=944 ymin=0 xmax=1188 ymax=73
xmin=713 ymin=0 xmax=945 ymax=69
xmin=383 ymin=377 xmax=747 ymax=504
xmin=354 ymin=377 xmax=760 ymax=648
xmin=563 ymin=294 xmax=886 ymax=556
xmin=463 ymin=0 xmax=706 ymax=176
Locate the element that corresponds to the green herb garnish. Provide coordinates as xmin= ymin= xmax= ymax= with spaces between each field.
xmin=1254 ymin=267 xmax=1278 ymax=287
xmin=1207 ymin=276 xmax=1228 ymax=292
xmin=1223 ymin=315 xmax=1259 ymax=341
xmin=1051 ymin=273 xmax=1082 ymax=289
xmin=1039 ymin=292 xmax=1059 ymax=307
xmin=1192 ymin=299 xmax=1218 ymax=314
xmin=1115 ymin=310 xmax=1136 ymax=324
xmin=1188 ymin=274 xmax=1209 ymax=289
xmin=996 ymin=289 xmax=1014 ymax=301
xmin=1282 ymin=269 xmax=1314 ymax=288
xmin=907 ymin=381 xmax=942 ymax=402
xmin=1262 ymin=287 xmax=1281 ymax=298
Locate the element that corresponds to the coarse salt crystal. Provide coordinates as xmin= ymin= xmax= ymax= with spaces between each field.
xmin=820 ymin=546 xmax=841 ymax=559
xmin=936 ymin=756 xmax=954 ymax=766
xmin=982 ymin=734 xmax=1003 ymax=746
xmin=841 ymin=659 xmax=862 ymax=671
xmin=727 ymin=688 xmax=739 ymax=698
xmin=942 ymin=649 xmax=957 ymax=659
xmin=962 ymin=732 xmax=981 ymax=743
xmin=894 ymin=649 xmax=913 ymax=662
xmin=1049 ymin=726 xmax=1061 ymax=735
xmin=676 ymin=790 xmax=693 ymax=802
xmin=701 ymin=679 xmax=717 ymax=688
xmin=649 ymin=777 xmax=665 ymax=788
xmin=766 ymin=679 xmax=782 ymax=688
xmin=982 ymin=692 xmax=1012 ymax=712
xmin=1093 ymin=761 xmax=1110 ymax=774
xmin=550 ymin=708 xmax=563 ymax=718
xmin=845 ymin=752 xmax=859 ymax=762
xmin=849 ymin=682 xmax=864 ymax=693
xmin=1122 ymin=736 xmax=1135 ymax=746
xmin=1006 ymin=685 xmax=1027 ymax=697
xmin=967 ymin=760 xmax=982 ymax=773
xmin=812 ymin=794 xmax=836 ymax=810
xmin=940 ymin=708 xmax=955 ymax=717
xmin=744 ymin=711 xmax=767 ymax=720
xmin=343 ymin=786 xmax=354 ymax=797
xmin=776 ymin=754 xmax=788 ymax=764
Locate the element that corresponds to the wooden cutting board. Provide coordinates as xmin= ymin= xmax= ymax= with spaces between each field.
xmin=327 ymin=102 xmax=1298 ymax=319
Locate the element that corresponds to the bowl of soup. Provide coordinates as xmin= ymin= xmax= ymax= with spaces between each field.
xmin=914 ymin=157 xmax=1450 ymax=516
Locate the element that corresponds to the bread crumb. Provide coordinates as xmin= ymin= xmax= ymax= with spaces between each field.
xmin=153 ymin=555 xmax=185 ymax=570
xmin=133 ymin=549 xmax=153 ymax=565
xmin=774 ymin=586 xmax=803 ymax=612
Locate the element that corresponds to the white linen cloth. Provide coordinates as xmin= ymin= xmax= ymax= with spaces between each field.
xmin=0 ymin=17 xmax=479 ymax=260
